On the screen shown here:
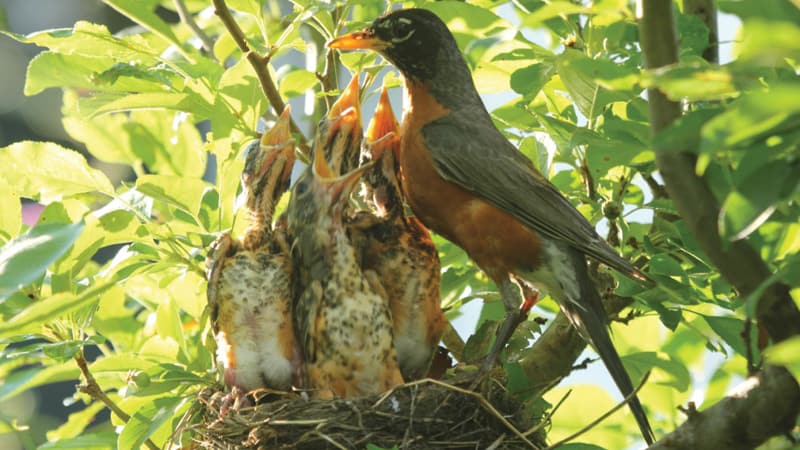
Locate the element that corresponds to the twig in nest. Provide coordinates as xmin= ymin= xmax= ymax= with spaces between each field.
xmin=405 ymin=378 xmax=541 ymax=449
xmin=544 ymin=370 xmax=652 ymax=449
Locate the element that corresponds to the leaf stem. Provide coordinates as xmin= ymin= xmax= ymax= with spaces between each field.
xmin=173 ymin=0 xmax=215 ymax=56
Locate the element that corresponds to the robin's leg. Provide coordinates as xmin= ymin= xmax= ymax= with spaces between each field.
xmin=471 ymin=277 xmax=524 ymax=388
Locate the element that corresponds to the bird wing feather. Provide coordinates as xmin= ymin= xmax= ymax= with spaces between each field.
xmin=422 ymin=114 xmax=646 ymax=280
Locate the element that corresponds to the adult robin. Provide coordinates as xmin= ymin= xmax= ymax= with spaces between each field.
xmin=287 ymin=112 xmax=404 ymax=399
xmin=206 ymin=106 xmax=301 ymax=394
xmin=349 ymin=86 xmax=445 ymax=381
xmin=329 ymin=8 xmax=655 ymax=444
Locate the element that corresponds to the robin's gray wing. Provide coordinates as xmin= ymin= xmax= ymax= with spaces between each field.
xmin=422 ymin=114 xmax=648 ymax=282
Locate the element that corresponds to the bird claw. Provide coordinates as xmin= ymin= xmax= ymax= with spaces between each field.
xmin=218 ymin=386 xmax=253 ymax=418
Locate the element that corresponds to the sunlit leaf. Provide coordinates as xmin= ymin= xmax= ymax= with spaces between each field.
xmin=0 ymin=280 xmax=116 ymax=338
xmin=279 ymin=69 xmax=319 ymax=98
xmin=0 ymin=141 xmax=114 ymax=203
xmin=0 ymin=221 xmax=84 ymax=301
xmin=117 ymin=396 xmax=186 ymax=450
xmin=102 ymin=0 xmax=182 ymax=49
xmin=136 ymin=175 xmax=212 ymax=217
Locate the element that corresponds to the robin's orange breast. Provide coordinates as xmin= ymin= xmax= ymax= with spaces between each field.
xmin=398 ymin=84 xmax=543 ymax=282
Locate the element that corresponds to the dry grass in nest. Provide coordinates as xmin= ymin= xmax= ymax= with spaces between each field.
xmin=189 ymin=376 xmax=547 ymax=449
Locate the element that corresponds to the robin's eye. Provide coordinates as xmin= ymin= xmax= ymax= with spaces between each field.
xmin=391 ymin=19 xmax=415 ymax=43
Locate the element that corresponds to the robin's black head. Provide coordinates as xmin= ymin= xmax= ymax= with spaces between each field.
xmin=329 ymin=9 xmax=467 ymax=84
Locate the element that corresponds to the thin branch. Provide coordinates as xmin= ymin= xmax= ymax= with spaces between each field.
xmin=75 ymin=351 xmax=159 ymax=450
xmin=212 ymin=0 xmax=310 ymax=157
xmin=544 ymin=370 xmax=652 ymax=450
xmin=173 ymin=0 xmax=215 ymax=56
xmin=648 ymin=366 xmax=799 ymax=450
xmin=636 ymin=0 xmax=800 ymax=344
xmin=643 ymin=173 xmax=669 ymax=200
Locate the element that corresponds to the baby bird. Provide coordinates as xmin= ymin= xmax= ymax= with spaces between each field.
xmin=287 ymin=113 xmax=403 ymax=399
xmin=206 ymin=107 xmax=301 ymax=394
xmin=351 ymin=87 xmax=445 ymax=380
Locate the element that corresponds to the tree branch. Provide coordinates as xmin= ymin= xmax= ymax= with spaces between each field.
xmin=212 ymin=0 xmax=310 ymax=157
xmin=75 ymin=351 xmax=159 ymax=450
xmin=649 ymin=365 xmax=800 ymax=450
xmin=636 ymin=0 xmax=800 ymax=344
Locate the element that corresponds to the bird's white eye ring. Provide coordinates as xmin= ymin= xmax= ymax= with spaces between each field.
xmin=391 ymin=27 xmax=415 ymax=43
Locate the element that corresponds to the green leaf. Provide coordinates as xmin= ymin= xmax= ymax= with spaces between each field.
xmin=0 ymin=181 xmax=21 ymax=238
xmin=701 ymin=84 xmax=800 ymax=152
xmin=557 ymin=444 xmax=606 ymax=450
xmin=0 ymin=221 xmax=84 ymax=300
xmin=63 ymin=111 xmax=138 ymax=167
xmin=279 ymin=69 xmax=319 ymax=98
xmin=156 ymin=296 xmax=186 ymax=355
xmin=719 ymin=160 xmax=798 ymax=241
xmin=765 ymin=335 xmax=800 ymax=379
xmin=125 ymin=110 xmax=207 ymax=178
xmin=117 ymin=396 xmax=186 ymax=450
xmin=737 ymin=19 xmax=800 ymax=64
xmin=103 ymin=0 xmax=181 ymax=50
xmin=91 ymin=92 xmax=214 ymax=118
xmin=40 ymin=431 xmax=116 ymax=450
xmin=90 ymin=354 xmax=157 ymax=374
xmin=652 ymin=108 xmax=722 ymax=152
xmin=218 ymin=58 xmax=268 ymax=131
xmin=46 ymin=402 xmax=107 ymax=442
xmin=425 ymin=2 xmax=506 ymax=39
xmin=555 ymin=50 xmax=631 ymax=118
xmin=510 ymin=63 xmax=555 ymax=99
xmin=718 ymin=0 xmax=800 ymax=24
xmin=642 ymin=62 xmax=739 ymax=102
xmin=521 ymin=2 xmax=593 ymax=27
xmin=0 ymin=361 xmax=79 ymax=402
xmin=4 ymin=21 xmax=159 ymax=63
xmin=226 ymin=0 xmax=263 ymax=18
xmin=0 ymin=141 xmax=114 ymax=203
xmin=0 ymin=280 xmax=115 ymax=339
xmin=24 ymin=51 xmax=112 ymax=96
xmin=623 ymin=352 xmax=691 ymax=392
xmin=463 ymin=317 xmax=498 ymax=363
xmin=676 ymin=13 xmax=710 ymax=58
xmin=136 ymin=175 xmax=212 ymax=217
xmin=703 ymin=315 xmax=749 ymax=357
xmin=648 ymin=253 xmax=685 ymax=277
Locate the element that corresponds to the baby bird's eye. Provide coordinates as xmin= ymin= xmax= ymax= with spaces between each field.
xmin=293 ymin=177 xmax=309 ymax=196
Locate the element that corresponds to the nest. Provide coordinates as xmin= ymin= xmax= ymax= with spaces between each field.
xmin=189 ymin=376 xmax=547 ymax=449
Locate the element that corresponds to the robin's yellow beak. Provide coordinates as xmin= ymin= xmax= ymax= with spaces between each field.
xmin=245 ymin=105 xmax=295 ymax=182
xmin=261 ymin=105 xmax=293 ymax=147
xmin=365 ymin=87 xmax=399 ymax=158
xmin=328 ymin=29 xmax=389 ymax=51
xmin=328 ymin=75 xmax=361 ymax=120
xmin=314 ymin=143 xmax=374 ymax=202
